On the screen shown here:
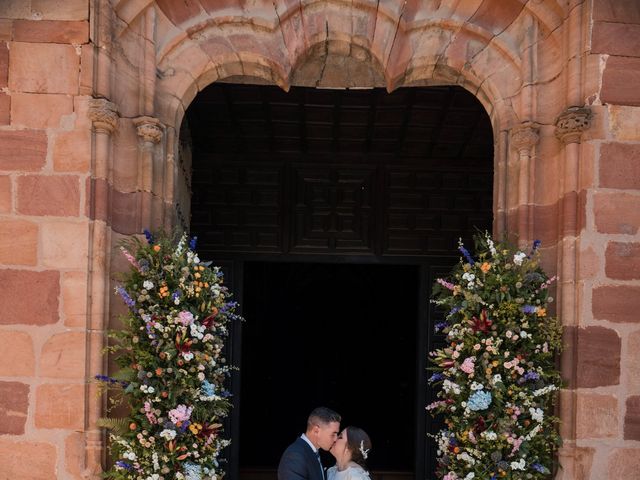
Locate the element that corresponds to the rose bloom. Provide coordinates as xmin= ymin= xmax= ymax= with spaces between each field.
xmin=480 ymin=262 xmax=491 ymax=273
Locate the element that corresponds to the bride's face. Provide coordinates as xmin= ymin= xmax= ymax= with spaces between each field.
xmin=330 ymin=429 xmax=351 ymax=462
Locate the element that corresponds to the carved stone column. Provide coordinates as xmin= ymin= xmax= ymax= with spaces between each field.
xmin=134 ymin=116 xmax=165 ymax=229
xmin=555 ymin=107 xmax=592 ymax=144
xmin=85 ymin=97 xmax=120 ymax=479
xmin=510 ymin=121 xmax=539 ymax=246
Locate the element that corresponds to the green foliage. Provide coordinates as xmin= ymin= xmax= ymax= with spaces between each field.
xmin=427 ymin=234 xmax=562 ymax=480
xmin=95 ymin=231 xmax=241 ymax=480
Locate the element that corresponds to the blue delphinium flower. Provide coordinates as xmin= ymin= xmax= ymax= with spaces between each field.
xmin=189 ymin=236 xmax=198 ymax=250
xmin=459 ymin=245 xmax=475 ymax=265
xmin=143 ymin=229 xmax=154 ymax=244
xmin=531 ymin=463 xmax=549 ymax=474
xmin=115 ymin=460 xmax=134 ymax=471
xmin=522 ymin=305 xmax=537 ymax=314
xmin=532 ymin=239 xmax=541 ymax=251
xmin=435 ymin=321 xmax=448 ymax=332
xmin=467 ymin=390 xmax=492 ymax=411
xmin=428 ymin=373 xmax=444 ymax=383
xmin=115 ymin=286 xmax=135 ymax=309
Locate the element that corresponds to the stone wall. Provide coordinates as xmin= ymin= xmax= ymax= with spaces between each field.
xmin=0 ymin=0 xmax=638 ymax=478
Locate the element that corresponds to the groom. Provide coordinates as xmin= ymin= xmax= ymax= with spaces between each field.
xmin=277 ymin=406 xmax=341 ymax=480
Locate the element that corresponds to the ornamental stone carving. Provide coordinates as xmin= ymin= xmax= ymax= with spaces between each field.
xmin=555 ymin=107 xmax=592 ymax=144
xmin=88 ymin=98 xmax=119 ymax=134
xmin=510 ymin=121 xmax=539 ymax=154
xmin=133 ymin=116 xmax=164 ymax=144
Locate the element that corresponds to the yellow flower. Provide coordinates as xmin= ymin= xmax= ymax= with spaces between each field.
xmin=480 ymin=262 xmax=491 ymax=273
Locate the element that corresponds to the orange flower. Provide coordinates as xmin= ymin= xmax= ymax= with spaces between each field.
xmin=480 ymin=262 xmax=492 ymax=273
xmin=155 ymin=368 xmax=163 ymax=376
xmin=153 ymin=245 xmax=161 ymax=252
xmin=129 ymin=422 xmax=137 ymax=430
xmin=536 ymin=307 xmax=547 ymax=317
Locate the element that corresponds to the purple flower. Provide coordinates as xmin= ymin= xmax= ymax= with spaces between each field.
xmin=435 ymin=321 xmax=448 ymax=332
xmin=189 ymin=236 xmax=198 ymax=250
xmin=115 ymin=460 xmax=134 ymax=471
xmin=116 ymin=286 xmax=135 ymax=309
xmin=524 ymin=371 xmax=540 ymax=381
xmin=143 ymin=229 xmax=154 ymax=244
xmin=428 ymin=373 xmax=444 ymax=383
xmin=532 ymin=239 xmax=541 ymax=251
xmin=459 ymin=245 xmax=475 ymax=265
xmin=522 ymin=305 xmax=537 ymax=314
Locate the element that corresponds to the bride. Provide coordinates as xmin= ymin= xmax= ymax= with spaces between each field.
xmin=327 ymin=426 xmax=372 ymax=480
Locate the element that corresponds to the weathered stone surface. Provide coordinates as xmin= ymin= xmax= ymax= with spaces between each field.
xmin=64 ymin=431 xmax=85 ymax=477
xmin=576 ymin=326 xmax=621 ymax=387
xmin=41 ymin=221 xmax=89 ymax=270
xmin=609 ymin=105 xmax=640 ymax=141
xmin=40 ymin=332 xmax=86 ymax=379
xmin=593 ymin=285 xmax=640 ymax=323
xmin=155 ymin=0 xmax=203 ymax=26
xmin=468 ymin=0 xmax=525 ymax=36
xmin=602 ymin=56 xmax=640 ymax=106
xmin=17 ymin=174 xmax=80 ymax=216
xmin=0 ymin=21 xmax=9 ymax=41
xmin=628 ymin=330 xmax=640 ymax=393
xmin=625 ymin=395 xmax=640 ymax=440
xmin=576 ymin=393 xmax=618 ymax=438
xmin=605 ymin=242 xmax=640 ymax=280
xmin=0 ymin=175 xmax=11 ymax=213
xmin=0 ymin=269 xmax=59 ymax=325
xmin=62 ymin=271 xmax=88 ymax=327
xmin=607 ymin=449 xmax=640 ymax=479
xmin=0 ymin=41 xmax=7 ymax=88
xmin=592 ymin=21 xmax=640 ymax=57
xmin=35 ymin=383 xmax=84 ymax=429
xmin=0 ymin=439 xmax=57 ymax=479
xmin=600 ymin=143 xmax=640 ymax=189
xmin=593 ymin=1 xmax=640 ymax=23
xmin=30 ymin=0 xmax=88 ymax=21
xmin=0 ymin=130 xmax=47 ymax=171
xmin=0 ymin=218 xmax=38 ymax=266
xmin=0 ymin=331 xmax=35 ymax=377
xmin=0 ymin=91 xmax=9 ymax=124
xmin=53 ymin=129 xmax=91 ymax=172
xmin=11 ymin=92 xmax=74 ymax=128
xmin=9 ymin=42 xmax=79 ymax=94
xmin=594 ymin=192 xmax=640 ymax=235
xmin=112 ymin=189 xmax=141 ymax=234
xmin=0 ymin=381 xmax=29 ymax=434
xmin=12 ymin=19 xmax=89 ymax=44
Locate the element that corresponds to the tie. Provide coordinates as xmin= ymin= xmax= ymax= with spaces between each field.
xmin=315 ymin=451 xmax=323 ymax=479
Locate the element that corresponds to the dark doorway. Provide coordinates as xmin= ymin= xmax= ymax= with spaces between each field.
xmin=240 ymin=262 xmax=419 ymax=476
xmin=186 ymin=82 xmax=494 ymax=479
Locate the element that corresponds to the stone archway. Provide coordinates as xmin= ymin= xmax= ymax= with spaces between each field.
xmin=88 ymin=1 xmax=591 ymax=478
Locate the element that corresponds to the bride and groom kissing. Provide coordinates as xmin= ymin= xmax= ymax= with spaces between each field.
xmin=277 ymin=407 xmax=373 ymax=480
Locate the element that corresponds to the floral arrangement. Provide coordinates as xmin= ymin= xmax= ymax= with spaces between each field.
xmin=96 ymin=230 xmax=241 ymax=480
xmin=427 ymin=233 xmax=562 ymax=480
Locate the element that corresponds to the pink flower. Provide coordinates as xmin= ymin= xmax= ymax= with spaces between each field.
xmin=168 ymin=404 xmax=193 ymax=424
xmin=460 ymin=357 xmax=475 ymax=374
xmin=177 ymin=311 xmax=194 ymax=326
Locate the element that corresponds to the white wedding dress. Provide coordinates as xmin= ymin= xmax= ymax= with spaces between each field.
xmin=326 ymin=464 xmax=371 ymax=480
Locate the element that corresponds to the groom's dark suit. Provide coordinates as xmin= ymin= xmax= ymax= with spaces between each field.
xmin=277 ymin=436 xmax=325 ymax=480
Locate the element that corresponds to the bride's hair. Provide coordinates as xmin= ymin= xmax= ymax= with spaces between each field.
xmin=345 ymin=426 xmax=372 ymax=470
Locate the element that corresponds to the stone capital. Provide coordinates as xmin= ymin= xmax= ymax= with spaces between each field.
xmin=133 ymin=116 xmax=164 ymax=144
xmin=510 ymin=121 xmax=539 ymax=154
xmin=88 ymin=98 xmax=119 ymax=134
xmin=555 ymin=107 xmax=592 ymax=144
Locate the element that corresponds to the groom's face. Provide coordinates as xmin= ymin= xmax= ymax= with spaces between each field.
xmin=315 ymin=421 xmax=340 ymax=451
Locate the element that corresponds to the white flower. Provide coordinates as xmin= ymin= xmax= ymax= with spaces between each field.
xmin=464 ymin=473 xmax=475 ymax=480
xmin=456 ymin=452 xmax=476 ymax=466
xmin=510 ymin=458 xmax=526 ymax=470
xmin=123 ymin=451 xmax=137 ymax=460
xmin=481 ymin=430 xmax=497 ymax=440
xmin=143 ymin=280 xmax=154 ymax=290
xmin=513 ymin=252 xmax=527 ymax=265
xmin=470 ymin=381 xmax=484 ymax=391
xmin=159 ymin=429 xmax=176 ymax=440
xmin=492 ymin=374 xmax=502 ymax=384
xmin=530 ymin=407 xmax=544 ymax=422
xmin=182 ymin=352 xmax=194 ymax=361
xmin=443 ymin=380 xmax=461 ymax=395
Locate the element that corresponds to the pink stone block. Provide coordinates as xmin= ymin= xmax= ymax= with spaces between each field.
xmin=576 ymin=393 xmax=619 ymax=438
xmin=0 ymin=331 xmax=35 ymax=377
xmin=40 ymin=220 xmax=89 ymax=270
xmin=53 ymin=129 xmax=91 ymax=172
xmin=0 ymin=269 xmax=59 ymax=325
xmin=628 ymin=330 xmax=640 ymax=393
xmin=0 ymin=129 xmax=47 ymax=171
xmin=35 ymin=383 xmax=85 ymax=430
xmin=594 ymin=192 xmax=640 ymax=235
xmin=17 ymin=174 xmax=80 ymax=217
xmin=9 ymin=42 xmax=79 ymax=94
xmin=0 ymin=175 xmax=12 ymax=213
xmin=40 ymin=331 xmax=86 ymax=379
xmin=600 ymin=143 xmax=640 ymax=189
xmin=30 ymin=0 xmax=88 ymax=21
xmin=602 ymin=56 xmax=640 ymax=107
xmin=576 ymin=326 xmax=620 ymax=387
xmin=12 ymin=19 xmax=89 ymax=44
xmin=11 ymin=92 xmax=73 ymax=129
xmin=0 ymin=218 xmax=38 ymax=266
xmin=593 ymin=285 xmax=640 ymax=323
xmin=0 ymin=41 xmax=7 ymax=88
xmin=609 ymin=105 xmax=640 ymax=141
xmin=0 ymin=439 xmax=57 ymax=479
xmin=605 ymin=242 xmax=640 ymax=280
xmin=0 ymin=381 xmax=29 ymax=434
xmin=62 ymin=271 xmax=88 ymax=327
xmin=607 ymin=448 xmax=640 ymax=478
xmin=0 ymin=91 xmax=9 ymax=124
xmin=625 ymin=396 xmax=640 ymax=440
xmin=155 ymin=0 xmax=203 ymax=26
